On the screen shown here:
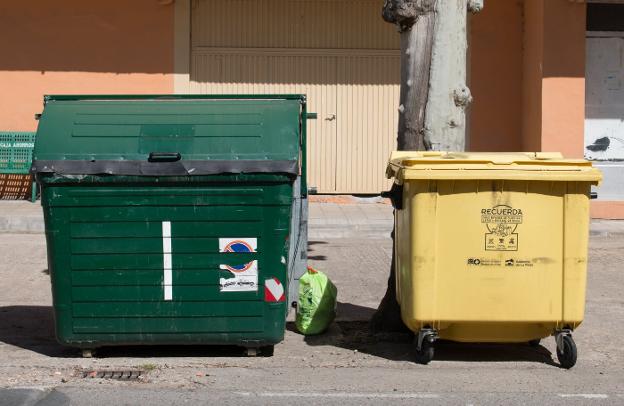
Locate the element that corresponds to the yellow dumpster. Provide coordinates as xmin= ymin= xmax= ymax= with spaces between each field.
xmin=386 ymin=152 xmax=602 ymax=368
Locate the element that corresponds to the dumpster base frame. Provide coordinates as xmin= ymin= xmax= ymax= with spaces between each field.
xmin=405 ymin=320 xmax=577 ymax=344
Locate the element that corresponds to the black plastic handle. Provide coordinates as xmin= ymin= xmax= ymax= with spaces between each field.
xmin=590 ymin=192 xmax=598 ymax=200
xmin=148 ymin=152 xmax=181 ymax=163
xmin=381 ymin=185 xmax=404 ymax=210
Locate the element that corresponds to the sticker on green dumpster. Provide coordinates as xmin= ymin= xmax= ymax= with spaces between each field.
xmin=219 ymin=238 xmax=258 ymax=292
xmin=264 ymin=278 xmax=285 ymax=302
xmin=219 ymin=260 xmax=258 ymax=292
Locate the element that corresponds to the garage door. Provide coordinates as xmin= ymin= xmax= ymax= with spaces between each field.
xmin=189 ymin=0 xmax=400 ymax=194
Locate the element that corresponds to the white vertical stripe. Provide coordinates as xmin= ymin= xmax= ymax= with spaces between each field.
xmin=162 ymin=220 xmax=171 ymax=239
xmin=162 ymin=221 xmax=172 ymax=301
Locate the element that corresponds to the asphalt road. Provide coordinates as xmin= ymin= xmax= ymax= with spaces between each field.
xmin=0 ymin=232 xmax=623 ymax=405
xmin=2 ymin=386 xmax=623 ymax=406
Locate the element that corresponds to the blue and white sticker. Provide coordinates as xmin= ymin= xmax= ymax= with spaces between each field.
xmin=219 ymin=238 xmax=257 ymax=253
xmin=219 ymin=238 xmax=258 ymax=292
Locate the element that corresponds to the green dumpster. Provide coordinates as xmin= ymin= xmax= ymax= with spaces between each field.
xmin=32 ymin=95 xmax=309 ymax=356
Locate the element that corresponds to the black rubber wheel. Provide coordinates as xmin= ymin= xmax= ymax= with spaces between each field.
xmin=528 ymin=339 xmax=541 ymax=347
xmin=414 ymin=338 xmax=435 ymax=365
xmin=556 ymin=335 xmax=577 ymax=369
xmin=260 ymin=345 xmax=275 ymax=357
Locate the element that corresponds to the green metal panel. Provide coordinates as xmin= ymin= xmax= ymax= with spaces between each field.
xmin=71 ymin=302 xmax=264 ymax=317
xmin=34 ymin=95 xmax=306 ymax=350
xmin=42 ymin=178 xmax=292 ymax=347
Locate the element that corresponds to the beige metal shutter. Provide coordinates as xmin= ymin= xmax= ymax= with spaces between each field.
xmin=190 ymin=0 xmax=399 ymax=193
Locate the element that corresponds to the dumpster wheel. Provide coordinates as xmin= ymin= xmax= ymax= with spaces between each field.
xmin=81 ymin=349 xmax=95 ymax=358
xmin=555 ymin=332 xmax=577 ymax=369
xmin=414 ymin=329 xmax=437 ymax=365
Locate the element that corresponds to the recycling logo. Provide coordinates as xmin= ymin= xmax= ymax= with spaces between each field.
xmin=481 ymin=205 xmax=523 ymax=251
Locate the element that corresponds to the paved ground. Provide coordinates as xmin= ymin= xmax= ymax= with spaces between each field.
xmin=0 ymin=202 xmax=623 ymax=405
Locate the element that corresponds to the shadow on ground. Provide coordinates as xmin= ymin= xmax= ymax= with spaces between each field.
xmin=1 ymin=304 xmax=558 ymax=366
xmin=297 ymin=302 xmax=558 ymax=367
xmin=308 ymin=241 xmax=329 ymax=246
xmin=307 ymin=240 xmax=328 ymax=261
xmin=336 ymin=302 xmax=377 ymax=321
xmin=0 ymin=305 xmax=74 ymax=357
xmin=0 ymin=306 xmax=268 ymax=359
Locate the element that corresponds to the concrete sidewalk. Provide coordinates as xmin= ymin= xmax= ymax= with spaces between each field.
xmin=309 ymin=201 xmax=393 ymax=239
xmin=2 ymin=200 xmax=623 ymax=237
xmin=0 ymin=201 xmax=45 ymax=234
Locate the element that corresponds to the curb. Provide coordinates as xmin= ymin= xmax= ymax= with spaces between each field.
xmin=0 ymin=215 xmax=44 ymax=234
xmin=590 ymin=230 xmax=624 ymax=238
xmin=0 ymin=202 xmax=396 ymax=238
xmin=309 ymin=224 xmax=393 ymax=240
xmin=0 ymin=204 xmax=622 ymax=239
xmin=0 ymin=216 xmax=395 ymax=239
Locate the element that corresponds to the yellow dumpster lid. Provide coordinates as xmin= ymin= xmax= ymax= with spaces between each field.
xmin=387 ymin=151 xmax=602 ymax=184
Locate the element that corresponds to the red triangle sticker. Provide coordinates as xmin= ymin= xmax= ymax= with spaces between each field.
xmin=264 ymin=278 xmax=285 ymax=302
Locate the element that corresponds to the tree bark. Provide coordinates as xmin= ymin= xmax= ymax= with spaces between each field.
xmin=397 ymin=8 xmax=436 ymax=151
xmin=370 ymin=228 xmax=411 ymax=333
xmin=371 ymin=1 xmax=482 ymax=333
xmin=371 ymin=0 xmax=437 ymax=333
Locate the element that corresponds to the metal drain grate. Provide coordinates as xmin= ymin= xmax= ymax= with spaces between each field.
xmin=82 ymin=370 xmax=144 ymax=380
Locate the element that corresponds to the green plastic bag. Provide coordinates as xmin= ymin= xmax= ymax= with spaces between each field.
xmin=296 ymin=267 xmax=338 ymax=335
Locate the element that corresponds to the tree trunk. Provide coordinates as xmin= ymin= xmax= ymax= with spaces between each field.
xmin=371 ymin=0 xmax=481 ymax=333
xmin=370 ymin=228 xmax=411 ymax=333
xmin=397 ymin=9 xmax=436 ymax=151
xmin=371 ymin=0 xmax=437 ymax=333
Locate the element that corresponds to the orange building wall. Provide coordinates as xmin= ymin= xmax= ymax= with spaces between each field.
xmin=521 ymin=0 xmax=586 ymax=159
xmin=521 ymin=0 xmax=545 ymax=154
xmin=469 ymin=0 xmax=524 ymax=152
xmin=591 ymin=202 xmax=624 ymax=220
xmin=469 ymin=0 xmax=586 ymax=159
xmin=0 ymin=0 xmax=174 ymax=131
xmin=541 ymin=0 xmax=586 ymax=159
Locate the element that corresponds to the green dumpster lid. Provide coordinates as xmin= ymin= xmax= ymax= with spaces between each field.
xmin=32 ymin=95 xmax=305 ymax=177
